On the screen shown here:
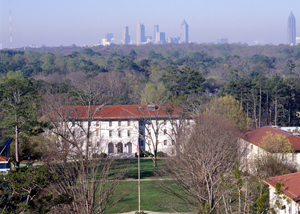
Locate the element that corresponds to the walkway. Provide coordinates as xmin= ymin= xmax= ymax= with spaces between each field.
xmin=121 ymin=211 xmax=193 ymax=214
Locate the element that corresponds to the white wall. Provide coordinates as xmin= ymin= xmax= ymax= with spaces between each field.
xmin=269 ymin=185 xmax=300 ymax=214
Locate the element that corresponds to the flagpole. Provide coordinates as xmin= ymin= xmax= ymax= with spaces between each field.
xmin=138 ymin=141 xmax=141 ymax=213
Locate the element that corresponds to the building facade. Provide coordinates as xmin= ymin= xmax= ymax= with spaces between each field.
xmin=266 ymin=172 xmax=300 ymax=214
xmin=122 ymin=26 xmax=130 ymax=45
xmin=180 ymin=19 xmax=189 ymax=43
xmin=0 ymin=138 xmax=12 ymax=174
xmin=46 ymin=105 xmax=189 ymax=157
xmin=287 ymin=11 xmax=296 ymax=46
xmin=239 ymin=126 xmax=300 ymax=172
xmin=136 ymin=23 xmax=146 ymax=45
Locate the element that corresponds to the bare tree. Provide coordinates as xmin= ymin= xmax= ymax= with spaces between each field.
xmin=40 ymin=79 xmax=130 ymax=213
xmin=158 ymin=114 xmax=241 ymax=213
xmin=135 ymin=104 xmax=186 ymax=167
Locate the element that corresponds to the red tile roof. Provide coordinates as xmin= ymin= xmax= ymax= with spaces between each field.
xmin=0 ymin=155 xmax=9 ymax=161
xmin=44 ymin=104 xmax=184 ymax=121
xmin=243 ymin=126 xmax=300 ymax=151
xmin=265 ymin=172 xmax=300 ymax=205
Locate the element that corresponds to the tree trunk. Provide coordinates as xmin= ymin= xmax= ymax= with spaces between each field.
xmin=259 ymin=87 xmax=262 ymax=128
xmin=275 ymin=99 xmax=278 ymax=126
xmin=240 ymin=89 xmax=243 ymax=108
xmin=266 ymin=93 xmax=269 ymax=125
xmin=15 ymin=125 xmax=19 ymax=172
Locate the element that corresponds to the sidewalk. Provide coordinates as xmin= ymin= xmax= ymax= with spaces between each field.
xmin=121 ymin=211 xmax=193 ymax=214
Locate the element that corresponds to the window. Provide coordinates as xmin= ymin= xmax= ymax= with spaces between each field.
xmin=172 ymin=140 xmax=175 ymax=145
xmin=187 ymin=119 xmax=190 ymax=125
xmin=164 ymin=120 xmax=167 ymax=125
xmin=118 ymin=121 xmax=121 ymax=126
xmin=109 ymin=130 xmax=112 ymax=137
xmin=148 ymin=129 xmax=151 ymax=135
xmin=128 ymin=121 xmax=131 ymax=126
xmin=96 ymin=121 xmax=99 ymax=126
xmin=164 ymin=129 xmax=167 ymax=135
xmin=140 ymin=140 xmax=144 ymax=146
xmin=109 ymin=121 xmax=112 ymax=127
xmin=72 ymin=121 xmax=75 ymax=127
xmin=118 ymin=130 xmax=121 ymax=137
xmin=97 ymin=141 xmax=101 ymax=147
xmin=128 ymin=130 xmax=130 ymax=137
xmin=140 ymin=130 xmax=143 ymax=136
xmin=164 ymin=140 xmax=167 ymax=145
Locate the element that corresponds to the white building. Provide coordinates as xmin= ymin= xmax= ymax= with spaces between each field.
xmin=265 ymin=172 xmax=300 ymax=213
xmin=46 ymin=104 xmax=188 ymax=157
xmin=239 ymin=126 xmax=300 ymax=172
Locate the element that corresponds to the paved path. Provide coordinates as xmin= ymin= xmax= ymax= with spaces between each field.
xmin=121 ymin=211 xmax=193 ymax=214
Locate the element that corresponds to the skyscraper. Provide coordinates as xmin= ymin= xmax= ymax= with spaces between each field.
xmin=122 ymin=26 xmax=130 ymax=45
xmin=156 ymin=32 xmax=166 ymax=44
xmin=137 ymin=23 xmax=145 ymax=45
xmin=287 ymin=11 xmax=296 ymax=46
xmin=106 ymin=33 xmax=113 ymax=43
xmin=154 ymin=25 xmax=159 ymax=41
xmin=180 ymin=19 xmax=189 ymax=43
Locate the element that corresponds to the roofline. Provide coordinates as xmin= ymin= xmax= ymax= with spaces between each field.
xmin=0 ymin=138 xmax=13 ymax=156
xmin=243 ymin=126 xmax=300 ymax=152
xmin=265 ymin=173 xmax=300 ymax=205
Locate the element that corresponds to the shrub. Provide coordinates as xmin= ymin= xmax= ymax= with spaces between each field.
xmin=135 ymin=151 xmax=151 ymax=157
xmin=99 ymin=152 xmax=107 ymax=158
xmin=156 ymin=151 xmax=166 ymax=157
xmin=92 ymin=153 xmax=100 ymax=158
xmin=92 ymin=153 xmax=107 ymax=158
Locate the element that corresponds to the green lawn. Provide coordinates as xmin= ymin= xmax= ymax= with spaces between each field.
xmin=108 ymin=158 xmax=167 ymax=180
xmin=105 ymin=181 xmax=190 ymax=213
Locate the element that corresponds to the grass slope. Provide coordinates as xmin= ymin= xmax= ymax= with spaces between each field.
xmin=106 ymin=181 xmax=190 ymax=213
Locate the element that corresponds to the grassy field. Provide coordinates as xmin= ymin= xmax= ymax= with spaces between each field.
xmin=96 ymin=159 xmax=190 ymax=213
xmin=109 ymin=158 xmax=167 ymax=180
xmin=104 ymin=180 xmax=190 ymax=213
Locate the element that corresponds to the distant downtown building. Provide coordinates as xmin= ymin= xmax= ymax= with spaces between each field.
xmin=287 ymin=11 xmax=296 ymax=46
xmin=105 ymin=33 xmax=113 ymax=43
xmin=154 ymin=25 xmax=159 ymax=41
xmin=137 ymin=23 xmax=146 ymax=45
xmin=180 ymin=19 xmax=189 ymax=43
xmin=122 ymin=26 xmax=130 ymax=45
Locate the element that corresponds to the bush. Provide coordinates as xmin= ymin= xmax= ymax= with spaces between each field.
xmin=92 ymin=153 xmax=107 ymax=158
xmin=92 ymin=153 xmax=100 ymax=158
xmin=135 ymin=151 xmax=150 ymax=157
xmin=156 ymin=151 xmax=166 ymax=157
xmin=99 ymin=152 xmax=107 ymax=158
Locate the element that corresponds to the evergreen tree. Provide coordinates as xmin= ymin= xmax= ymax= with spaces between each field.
xmin=0 ymin=77 xmax=40 ymax=171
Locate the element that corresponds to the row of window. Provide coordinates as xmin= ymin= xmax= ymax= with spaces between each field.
xmin=76 ymin=119 xmax=191 ymax=128
xmin=105 ymin=129 xmax=175 ymax=137
xmin=95 ymin=120 xmax=190 ymax=127
xmin=163 ymin=140 xmax=175 ymax=146
xmin=109 ymin=130 xmax=131 ymax=137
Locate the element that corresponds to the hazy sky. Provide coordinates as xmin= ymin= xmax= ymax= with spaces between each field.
xmin=0 ymin=0 xmax=300 ymax=49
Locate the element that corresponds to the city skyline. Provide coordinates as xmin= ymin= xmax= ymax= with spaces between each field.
xmin=1 ymin=0 xmax=300 ymax=48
